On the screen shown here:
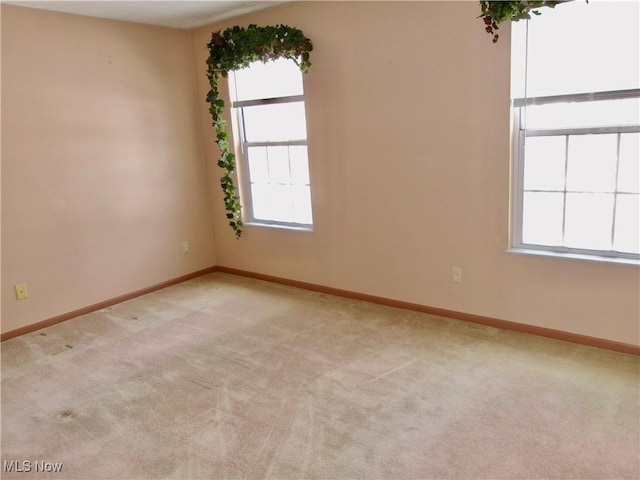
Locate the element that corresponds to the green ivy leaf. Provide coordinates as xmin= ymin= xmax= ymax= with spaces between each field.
xmin=478 ymin=0 xmax=568 ymax=43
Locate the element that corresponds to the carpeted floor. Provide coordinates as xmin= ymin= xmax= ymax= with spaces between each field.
xmin=1 ymin=272 xmax=639 ymax=479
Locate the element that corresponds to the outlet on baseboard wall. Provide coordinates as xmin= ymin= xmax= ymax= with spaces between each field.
xmin=182 ymin=241 xmax=190 ymax=254
xmin=452 ymin=267 xmax=462 ymax=283
xmin=15 ymin=283 xmax=28 ymax=300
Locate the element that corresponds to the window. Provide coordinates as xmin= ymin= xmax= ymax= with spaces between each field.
xmin=511 ymin=1 xmax=640 ymax=263
xmin=229 ymin=58 xmax=313 ymax=229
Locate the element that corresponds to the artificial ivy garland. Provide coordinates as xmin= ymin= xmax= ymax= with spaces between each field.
xmin=479 ymin=1 xmax=565 ymax=43
xmin=206 ymin=24 xmax=313 ymax=238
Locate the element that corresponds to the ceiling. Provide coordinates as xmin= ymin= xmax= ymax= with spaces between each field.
xmin=3 ymin=1 xmax=289 ymax=29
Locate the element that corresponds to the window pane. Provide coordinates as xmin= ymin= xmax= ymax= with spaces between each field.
xmin=266 ymin=146 xmax=290 ymax=184
xmin=524 ymin=99 xmax=640 ymax=130
xmin=523 ymin=136 xmax=566 ymax=191
xmin=251 ymin=184 xmax=293 ymax=223
xmin=566 ymin=135 xmax=617 ymax=193
xmin=249 ymin=183 xmax=312 ymax=225
xmin=290 ymin=146 xmax=310 ymax=185
xmin=269 ymin=185 xmax=294 ymax=223
xmin=250 ymin=184 xmax=273 ymax=221
xmin=511 ymin=1 xmax=639 ymax=98
xmin=522 ymin=192 xmax=564 ymax=246
xmin=247 ymin=147 xmax=268 ymax=184
xmin=292 ymin=185 xmax=313 ymax=224
xmin=614 ymin=194 xmax=640 ymax=254
xmin=618 ymin=133 xmax=640 ymax=194
xmin=242 ymin=102 xmax=307 ymax=142
xmin=232 ymin=58 xmax=303 ymax=101
xmin=564 ymin=193 xmax=614 ymax=251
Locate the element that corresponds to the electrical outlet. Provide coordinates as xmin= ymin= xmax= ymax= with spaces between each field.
xmin=182 ymin=241 xmax=190 ymax=254
xmin=452 ymin=267 xmax=462 ymax=283
xmin=15 ymin=283 xmax=28 ymax=300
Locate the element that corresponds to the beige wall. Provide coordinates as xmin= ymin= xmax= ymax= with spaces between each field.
xmin=192 ymin=1 xmax=640 ymax=346
xmin=1 ymin=5 xmax=216 ymax=333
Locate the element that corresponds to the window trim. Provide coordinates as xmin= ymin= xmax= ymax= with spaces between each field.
xmin=513 ymin=88 xmax=640 ymax=108
xmin=233 ymin=95 xmax=305 ymax=108
xmin=511 ymin=88 xmax=640 ymax=263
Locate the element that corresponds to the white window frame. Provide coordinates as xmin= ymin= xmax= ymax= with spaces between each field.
xmin=229 ymin=67 xmax=313 ymax=232
xmin=511 ymin=89 xmax=640 ymax=264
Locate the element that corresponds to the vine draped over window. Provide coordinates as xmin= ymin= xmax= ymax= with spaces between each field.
xmin=206 ymin=24 xmax=313 ymax=238
xmin=478 ymin=1 xmax=565 ymax=42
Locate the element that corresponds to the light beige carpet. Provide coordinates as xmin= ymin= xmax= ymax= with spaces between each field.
xmin=1 ymin=272 xmax=639 ymax=479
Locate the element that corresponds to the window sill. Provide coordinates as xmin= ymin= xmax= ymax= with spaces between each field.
xmin=244 ymin=221 xmax=314 ymax=233
xmin=507 ymin=247 xmax=640 ymax=266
